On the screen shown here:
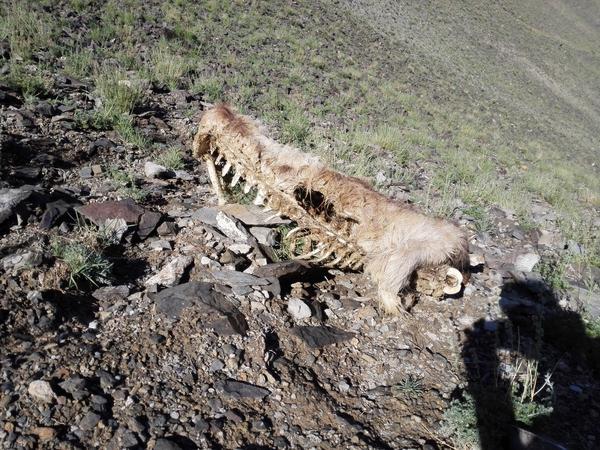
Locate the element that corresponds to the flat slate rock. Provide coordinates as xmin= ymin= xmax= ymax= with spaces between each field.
xmin=193 ymin=204 xmax=291 ymax=227
xmin=77 ymin=198 xmax=145 ymax=225
xmin=291 ymin=325 xmax=354 ymax=348
xmin=253 ymin=261 xmax=310 ymax=278
xmin=137 ymin=210 xmax=163 ymax=240
xmin=218 ymin=379 xmax=271 ymax=399
xmin=40 ymin=199 xmax=79 ymax=229
xmin=151 ymin=282 xmax=248 ymax=335
xmin=0 ymin=186 xmax=35 ymax=225
xmin=209 ymin=269 xmax=270 ymax=286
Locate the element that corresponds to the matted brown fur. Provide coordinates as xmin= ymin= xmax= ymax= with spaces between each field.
xmin=193 ymin=104 xmax=468 ymax=313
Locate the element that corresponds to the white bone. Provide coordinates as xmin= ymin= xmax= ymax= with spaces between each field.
xmin=230 ymin=171 xmax=242 ymax=187
xmin=215 ymin=153 xmax=224 ymax=164
xmin=253 ymin=189 xmax=266 ymax=206
xmin=295 ymin=244 xmax=325 ymax=260
xmin=312 ymin=247 xmax=336 ymax=263
xmin=204 ymin=156 xmax=226 ymax=206
xmin=222 ymin=161 xmax=232 ymax=176
xmin=285 ymin=227 xmax=304 ymax=239
xmin=443 ymin=267 xmax=463 ymax=295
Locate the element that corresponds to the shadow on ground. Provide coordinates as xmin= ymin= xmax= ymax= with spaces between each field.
xmin=462 ymin=279 xmax=599 ymax=449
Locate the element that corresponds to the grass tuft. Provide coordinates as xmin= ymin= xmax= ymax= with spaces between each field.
xmin=51 ymin=239 xmax=112 ymax=289
xmin=156 ymin=147 xmax=185 ymax=170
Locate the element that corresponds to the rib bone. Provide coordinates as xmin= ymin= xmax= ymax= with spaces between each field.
xmin=222 ymin=161 xmax=232 ymax=176
xmin=230 ymin=171 xmax=242 ymax=187
xmin=203 ymin=156 xmax=227 ymax=206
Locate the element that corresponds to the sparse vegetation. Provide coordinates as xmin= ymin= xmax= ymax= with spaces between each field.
xmin=109 ymin=168 xmax=147 ymax=202
xmin=440 ymin=393 xmax=481 ymax=449
xmin=156 ymin=147 xmax=185 ymax=171
xmin=51 ymin=239 xmax=112 ymax=289
xmin=538 ymin=256 xmax=570 ymax=292
xmin=148 ymin=39 xmax=193 ymax=90
xmin=392 ymin=375 xmax=424 ymax=400
xmin=94 ymin=68 xmax=145 ymax=117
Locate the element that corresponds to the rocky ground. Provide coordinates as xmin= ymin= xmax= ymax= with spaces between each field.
xmin=2 ymin=60 xmax=600 ymax=450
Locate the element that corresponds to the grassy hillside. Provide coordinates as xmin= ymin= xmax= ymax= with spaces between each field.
xmin=1 ymin=0 xmax=599 ymax=264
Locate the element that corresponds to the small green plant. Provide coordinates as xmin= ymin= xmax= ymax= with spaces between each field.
xmin=537 ymin=256 xmax=570 ymax=291
xmin=1 ymin=63 xmax=50 ymax=99
xmin=109 ymin=169 xmax=147 ymax=201
xmin=512 ymin=395 xmax=553 ymax=427
xmin=281 ymin=108 xmax=310 ymax=145
xmin=0 ymin=2 xmax=54 ymax=60
xmin=273 ymin=224 xmax=307 ymax=261
xmin=463 ymin=205 xmax=493 ymax=234
xmin=440 ymin=393 xmax=480 ymax=449
xmin=112 ymin=115 xmax=148 ymax=148
xmin=63 ymin=47 xmax=94 ymax=79
xmin=94 ymin=67 xmax=145 ymax=116
xmin=156 ymin=147 xmax=185 ymax=170
xmin=191 ymin=76 xmax=224 ymax=103
xmin=584 ymin=318 xmax=600 ymax=339
xmin=148 ymin=39 xmax=192 ymax=90
xmin=51 ymin=239 xmax=112 ymax=289
xmin=392 ymin=375 xmax=424 ymax=400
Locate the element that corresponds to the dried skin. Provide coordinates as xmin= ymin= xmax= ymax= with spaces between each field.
xmin=193 ymin=104 xmax=468 ymax=313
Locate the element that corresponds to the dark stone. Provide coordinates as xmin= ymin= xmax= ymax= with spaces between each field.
xmin=154 ymin=438 xmax=183 ymax=450
xmin=96 ymin=369 xmax=118 ymax=390
xmin=193 ymin=416 xmax=209 ymax=433
xmin=253 ymin=261 xmax=310 ymax=278
xmin=79 ymin=411 xmax=101 ymax=430
xmin=94 ymin=138 xmax=115 ymax=149
xmin=77 ymin=199 xmax=145 ymax=225
xmin=291 ymin=326 xmax=354 ymax=348
xmin=150 ymin=414 xmax=167 ymax=428
xmin=40 ymin=199 xmax=78 ymax=229
xmin=209 ymin=270 xmax=270 ymax=287
xmin=150 ymin=333 xmax=166 ymax=344
xmin=119 ymin=429 xmax=139 ymax=448
xmin=157 ymin=221 xmax=178 ymax=236
xmin=36 ymin=101 xmax=55 ymax=117
xmin=79 ymin=167 xmax=93 ymax=179
xmin=12 ymin=167 xmax=41 ymax=180
xmin=92 ymin=286 xmax=130 ymax=303
xmin=59 ymin=376 xmax=89 ymax=400
xmin=151 ymin=282 xmax=248 ymax=335
xmin=0 ymin=186 xmax=35 ymax=226
xmin=508 ymin=426 xmax=567 ymax=450
xmin=137 ymin=210 xmax=162 ymax=240
xmin=218 ymin=379 xmax=270 ymax=399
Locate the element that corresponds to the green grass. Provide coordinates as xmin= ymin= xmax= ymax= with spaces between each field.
xmin=94 ymin=67 xmax=145 ymax=116
xmin=191 ymin=76 xmax=224 ymax=103
xmin=148 ymin=38 xmax=194 ymax=90
xmin=156 ymin=146 xmax=185 ymax=170
xmin=109 ymin=168 xmax=147 ymax=201
xmin=537 ymin=256 xmax=570 ymax=291
xmin=0 ymin=1 xmax=54 ymax=60
xmin=391 ymin=376 xmax=424 ymax=400
xmin=51 ymin=239 xmax=112 ymax=289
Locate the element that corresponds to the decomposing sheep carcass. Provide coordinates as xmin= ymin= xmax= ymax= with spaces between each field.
xmin=192 ymin=104 xmax=468 ymax=313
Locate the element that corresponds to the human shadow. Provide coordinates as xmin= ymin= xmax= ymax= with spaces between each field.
xmin=462 ymin=277 xmax=600 ymax=449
